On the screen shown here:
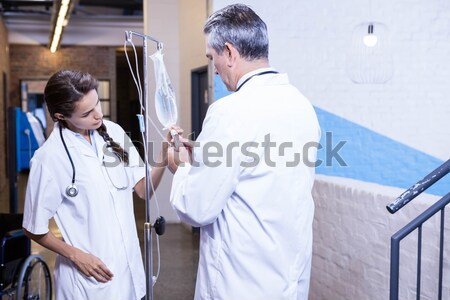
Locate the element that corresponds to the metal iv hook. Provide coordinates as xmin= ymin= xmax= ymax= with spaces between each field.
xmin=124 ymin=30 xmax=163 ymax=50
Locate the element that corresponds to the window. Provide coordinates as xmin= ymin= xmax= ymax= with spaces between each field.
xmin=97 ymin=80 xmax=111 ymax=120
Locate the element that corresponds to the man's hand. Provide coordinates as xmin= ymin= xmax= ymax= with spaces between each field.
xmin=165 ymin=126 xmax=184 ymax=147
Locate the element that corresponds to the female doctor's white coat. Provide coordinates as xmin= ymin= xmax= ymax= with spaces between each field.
xmin=170 ymin=70 xmax=321 ymax=300
xmin=23 ymin=120 xmax=146 ymax=300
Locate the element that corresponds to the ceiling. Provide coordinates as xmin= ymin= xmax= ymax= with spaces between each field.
xmin=0 ymin=0 xmax=143 ymax=17
xmin=0 ymin=0 xmax=144 ymax=47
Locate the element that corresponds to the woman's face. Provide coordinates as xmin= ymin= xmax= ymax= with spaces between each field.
xmin=63 ymin=89 xmax=103 ymax=134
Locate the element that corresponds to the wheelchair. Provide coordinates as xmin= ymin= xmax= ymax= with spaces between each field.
xmin=0 ymin=214 xmax=52 ymax=300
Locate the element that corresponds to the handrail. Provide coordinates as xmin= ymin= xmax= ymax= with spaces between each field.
xmin=386 ymin=159 xmax=450 ymax=214
xmin=389 ymin=192 xmax=450 ymax=300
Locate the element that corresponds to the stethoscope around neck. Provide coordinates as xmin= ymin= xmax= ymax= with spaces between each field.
xmin=235 ymin=70 xmax=279 ymax=92
xmin=60 ymin=125 xmax=79 ymax=197
xmin=59 ymin=125 xmax=130 ymax=197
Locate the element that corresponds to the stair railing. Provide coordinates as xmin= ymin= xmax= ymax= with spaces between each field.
xmin=387 ymin=159 xmax=450 ymax=300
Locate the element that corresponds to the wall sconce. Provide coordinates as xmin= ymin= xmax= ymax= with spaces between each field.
xmin=48 ymin=0 xmax=76 ymax=53
xmin=346 ymin=22 xmax=393 ymax=84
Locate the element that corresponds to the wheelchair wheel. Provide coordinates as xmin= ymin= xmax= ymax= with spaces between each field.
xmin=15 ymin=255 xmax=52 ymax=300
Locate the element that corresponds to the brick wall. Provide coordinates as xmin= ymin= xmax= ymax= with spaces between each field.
xmin=9 ymin=44 xmax=116 ymax=118
xmin=311 ymin=175 xmax=447 ymax=299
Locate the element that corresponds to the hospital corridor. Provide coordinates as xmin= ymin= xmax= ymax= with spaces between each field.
xmin=1 ymin=0 xmax=449 ymax=300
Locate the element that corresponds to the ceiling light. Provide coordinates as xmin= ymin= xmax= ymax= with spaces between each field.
xmin=363 ymin=24 xmax=378 ymax=47
xmin=346 ymin=22 xmax=393 ymax=84
xmin=49 ymin=0 xmax=76 ymax=53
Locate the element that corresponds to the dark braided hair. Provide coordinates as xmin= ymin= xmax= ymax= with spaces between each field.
xmin=96 ymin=123 xmax=129 ymax=164
xmin=44 ymin=70 xmax=129 ymax=164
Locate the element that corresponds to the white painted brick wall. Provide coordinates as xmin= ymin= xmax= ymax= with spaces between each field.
xmin=311 ymin=175 xmax=449 ymax=300
xmin=213 ymin=0 xmax=450 ymax=160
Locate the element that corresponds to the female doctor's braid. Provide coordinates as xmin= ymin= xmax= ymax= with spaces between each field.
xmin=97 ymin=123 xmax=129 ymax=164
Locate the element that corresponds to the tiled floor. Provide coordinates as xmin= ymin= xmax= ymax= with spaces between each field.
xmin=150 ymin=224 xmax=199 ymax=300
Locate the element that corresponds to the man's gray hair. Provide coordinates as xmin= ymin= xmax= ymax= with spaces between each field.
xmin=204 ymin=4 xmax=269 ymax=60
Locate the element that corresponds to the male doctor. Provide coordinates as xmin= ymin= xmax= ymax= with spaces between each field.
xmin=168 ymin=4 xmax=320 ymax=300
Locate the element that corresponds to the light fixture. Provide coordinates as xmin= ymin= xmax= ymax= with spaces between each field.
xmin=363 ymin=24 xmax=378 ymax=47
xmin=48 ymin=0 xmax=76 ymax=53
xmin=346 ymin=22 xmax=393 ymax=84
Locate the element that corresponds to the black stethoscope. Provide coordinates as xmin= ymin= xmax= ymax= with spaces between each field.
xmin=60 ymin=125 xmax=79 ymax=197
xmin=59 ymin=125 xmax=130 ymax=197
xmin=235 ymin=70 xmax=279 ymax=92
xmin=58 ymin=124 xmax=165 ymax=233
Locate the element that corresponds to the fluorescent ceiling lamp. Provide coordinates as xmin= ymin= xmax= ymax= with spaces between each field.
xmin=49 ymin=0 xmax=74 ymax=53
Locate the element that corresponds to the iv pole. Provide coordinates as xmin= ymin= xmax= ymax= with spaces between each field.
xmin=125 ymin=30 xmax=162 ymax=300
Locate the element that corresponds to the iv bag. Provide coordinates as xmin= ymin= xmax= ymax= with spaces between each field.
xmin=150 ymin=49 xmax=178 ymax=128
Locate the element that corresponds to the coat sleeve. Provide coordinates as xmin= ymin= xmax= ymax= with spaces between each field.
xmin=170 ymin=104 xmax=242 ymax=227
xmin=23 ymin=158 xmax=63 ymax=235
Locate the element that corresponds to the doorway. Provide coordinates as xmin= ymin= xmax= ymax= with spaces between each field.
xmin=191 ymin=66 xmax=209 ymax=140
xmin=116 ymin=47 xmax=144 ymax=153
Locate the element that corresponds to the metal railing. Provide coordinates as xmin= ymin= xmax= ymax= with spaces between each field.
xmin=387 ymin=159 xmax=450 ymax=300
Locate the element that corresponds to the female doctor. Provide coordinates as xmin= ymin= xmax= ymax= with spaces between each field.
xmin=22 ymin=70 xmax=169 ymax=300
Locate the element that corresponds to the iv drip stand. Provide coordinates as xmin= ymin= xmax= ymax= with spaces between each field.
xmin=125 ymin=30 xmax=162 ymax=300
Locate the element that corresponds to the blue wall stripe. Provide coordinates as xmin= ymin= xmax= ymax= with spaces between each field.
xmin=315 ymin=107 xmax=449 ymax=197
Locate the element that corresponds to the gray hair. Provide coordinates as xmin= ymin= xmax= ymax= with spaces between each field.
xmin=204 ymin=4 xmax=269 ymax=60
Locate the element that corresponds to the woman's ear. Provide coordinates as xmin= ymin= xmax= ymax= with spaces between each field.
xmin=54 ymin=113 xmax=65 ymax=121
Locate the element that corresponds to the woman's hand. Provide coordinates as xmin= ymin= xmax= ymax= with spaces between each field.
xmin=70 ymin=248 xmax=114 ymax=283
xmin=22 ymin=229 xmax=114 ymax=284
xmin=167 ymin=134 xmax=194 ymax=173
xmin=165 ymin=125 xmax=193 ymax=173
xmin=158 ymin=125 xmax=184 ymax=166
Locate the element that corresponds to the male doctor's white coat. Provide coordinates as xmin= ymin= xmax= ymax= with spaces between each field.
xmin=23 ymin=120 xmax=146 ymax=300
xmin=170 ymin=70 xmax=321 ymax=300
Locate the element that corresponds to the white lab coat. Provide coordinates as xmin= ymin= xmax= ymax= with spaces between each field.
xmin=170 ymin=71 xmax=321 ymax=300
xmin=23 ymin=120 xmax=146 ymax=300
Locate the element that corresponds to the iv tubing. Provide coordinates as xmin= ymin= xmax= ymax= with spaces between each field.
xmin=124 ymin=30 xmax=163 ymax=300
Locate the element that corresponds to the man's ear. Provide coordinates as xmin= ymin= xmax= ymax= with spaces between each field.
xmin=224 ymin=42 xmax=238 ymax=67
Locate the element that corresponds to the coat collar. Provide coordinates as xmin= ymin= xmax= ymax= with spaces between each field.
xmin=236 ymin=67 xmax=277 ymax=90
xmin=236 ymin=69 xmax=289 ymax=92
xmin=55 ymin=122 xmax=105 ymax=163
